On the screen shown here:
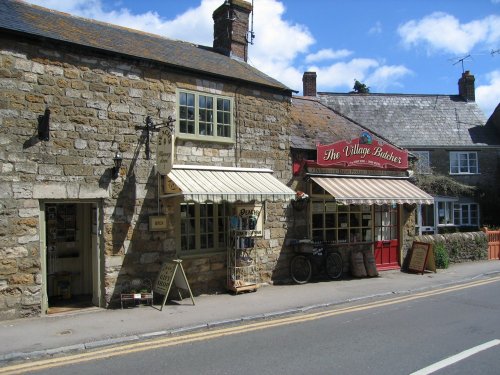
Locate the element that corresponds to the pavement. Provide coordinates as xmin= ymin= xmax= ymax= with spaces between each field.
xmin=1 ymin=260 xmax=500 ymax=364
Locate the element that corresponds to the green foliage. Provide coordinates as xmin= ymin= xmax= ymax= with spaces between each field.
xmin=433 ymin=242 xmax=449 ymax=269
xmin=415 ymin=232 xmax=488 ymax=264
xmin=352 ymin=80 xmax=370 ymax=93
xmin=413 ymin=174 xmax=476 ymax=197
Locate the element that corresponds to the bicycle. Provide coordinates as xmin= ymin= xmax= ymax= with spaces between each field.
xmin=290 ymin=240 xmax=343 ymax=284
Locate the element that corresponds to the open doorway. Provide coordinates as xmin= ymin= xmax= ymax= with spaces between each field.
xmin=44 ymin=202 xmax=101 ymax=314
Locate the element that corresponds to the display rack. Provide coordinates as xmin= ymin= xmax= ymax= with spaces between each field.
xmin=227 ymin=229 xmax=258 ymax=294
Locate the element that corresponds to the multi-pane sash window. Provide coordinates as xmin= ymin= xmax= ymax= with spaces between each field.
xmin=310 ymin=183 xmax=372 ymax=244
xmin=178 ymin=90 xmax=233 ymax=142
xmin=437 ymin=200 xmax=454 ymax=225
xmin=413 ymin=151 xmax=431 ymax=174
xmin=453 ymin=203 xmax=478 ymax=226
xmin=450 ymin=152 xmax=478 ymax=174
xmin=180 ymin=202 xmax=228 ymax=253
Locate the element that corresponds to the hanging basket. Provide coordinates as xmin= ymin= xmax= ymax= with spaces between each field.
xmin=292 ymin=198 xmax=308 ymax=211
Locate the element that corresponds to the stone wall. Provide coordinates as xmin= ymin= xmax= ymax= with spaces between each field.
xmin=0 ymin=34 xmax=293 ymax=319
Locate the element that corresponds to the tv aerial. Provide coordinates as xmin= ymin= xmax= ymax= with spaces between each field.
xmin=451 ymin=54 xmax=472 ymax=73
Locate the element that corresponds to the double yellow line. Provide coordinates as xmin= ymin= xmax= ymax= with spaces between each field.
xmin=2 ymin=276 xmax=500 ymax=374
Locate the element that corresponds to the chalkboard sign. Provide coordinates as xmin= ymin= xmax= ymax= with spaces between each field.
xmin=154 ymin=259 xmax=195 ymax=310
xmin=408 ymin=242 xmax=436 ymax=274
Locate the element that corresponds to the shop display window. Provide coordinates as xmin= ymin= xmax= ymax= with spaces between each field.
xmin=180 ymin=201 xmax=229 ymax=253
xmin=310 ymin=200 xmax=373 ymax=244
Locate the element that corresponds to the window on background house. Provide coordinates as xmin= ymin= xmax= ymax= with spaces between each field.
xmin=413 ymin=151 xmax=431 ymax=174
xmin=177 ymin=90 xmax=234 ymax=142
xmin=449 ymin=151 xmax=478 ymax=174
xmin=437 ymin=200 xmax=455 ymax=226
xmin=416 ymin=204 xmax=435 ymax=234
xmin=454 ymin=203 xmax=479 ymax=227
xmin=180 ymin=202 xmax=229 ymax=254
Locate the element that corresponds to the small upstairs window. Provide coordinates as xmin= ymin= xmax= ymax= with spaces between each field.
xmin=413 ymin=151 xmax=431 ymax=174
xmin=450 ymin=152 xmax=478 ymax=174
xmin=177 ymin=90 xmax=234 ymax=143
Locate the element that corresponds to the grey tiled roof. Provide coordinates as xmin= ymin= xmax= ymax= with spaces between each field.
xmin=0 ymin=0 xmax=290 ymax=93
xmin=291 ymin=96 xmax=394 ymax=150
xmin=318 ymin=93 xmax=500 ymax=147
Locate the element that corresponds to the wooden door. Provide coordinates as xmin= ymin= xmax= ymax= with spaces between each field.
xmin=374 ymin=205 xmax=399 ymax=270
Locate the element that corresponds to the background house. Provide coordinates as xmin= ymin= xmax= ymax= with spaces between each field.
xmin=302 ymin=71 xmax=500 ymax=234
xmin=0 ymin=0 xmax=296 ymax=320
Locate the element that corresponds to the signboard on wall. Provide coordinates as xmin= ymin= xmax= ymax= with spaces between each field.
xmin=231 ymin=204 xmax=263 ymax=237
xmin=149 ymin=216 xmax=168 ymax=231
xmin=157 ymin=127 xmax=174 ymax=175
xmin=317 ymin=132 xmax=408 ymax=170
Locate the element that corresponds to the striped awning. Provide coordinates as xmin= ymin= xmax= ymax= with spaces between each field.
xmin=310 ymin=176 xmax=434 ymax=205
xmin=164 ymin=165 xmax=296 ymax=203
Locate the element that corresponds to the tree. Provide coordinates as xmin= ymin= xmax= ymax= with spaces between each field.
xmin=352 ymin=80 xmax=370 ymax=93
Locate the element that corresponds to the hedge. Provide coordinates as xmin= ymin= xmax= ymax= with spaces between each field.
xmin=413 ymin=232 xmax=488 ymax=264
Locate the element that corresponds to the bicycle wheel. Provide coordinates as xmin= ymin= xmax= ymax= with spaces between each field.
xmin=290 ymin=255 xmax=312 ymax=284
xmin=326 ymin=252 xmax=343 ymax=280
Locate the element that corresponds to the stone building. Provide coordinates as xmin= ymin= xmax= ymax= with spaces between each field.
xmin=286 ymin=95 xmax=433 ymax=273
xmin=0 ymin=0 xmax=296 ymax=320
xmin=302 ymin=71 xmax=500 ymax=233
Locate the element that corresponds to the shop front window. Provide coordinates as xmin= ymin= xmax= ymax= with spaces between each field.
xmin=311 ymin=199 xmax=372 ymax=243
xmin=180 ymin=202 xmax=228 ymax=253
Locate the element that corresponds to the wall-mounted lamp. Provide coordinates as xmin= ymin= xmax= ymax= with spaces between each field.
xmin=38 ymin=108 xmax=50 ymax=141
xmin=112 ymin=151 xmax=123 ymax=179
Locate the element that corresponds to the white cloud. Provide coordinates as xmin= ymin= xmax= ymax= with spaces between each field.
xmin=24 ymin=0 xmax=411 ymax=94
xmin=398 ymin=12 xmax=500 ymax=54
xmin=366 ymin=65 xmax=413 ymax=91
xmin=305 ymin=49 xmax=353 ymax=63
xmin=368 ymin=21 xmax=382 ymax=35
xmin=476 ymin=70 xmax=500 ymax=117
xmin=308 ymin=59 xmax=412 ymax=93
xmin=308 ymin=59 xmax=380 ymax=90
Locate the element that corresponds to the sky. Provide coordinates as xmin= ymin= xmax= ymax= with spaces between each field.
xmin=23 ymin=0 xmax=500 ymax=118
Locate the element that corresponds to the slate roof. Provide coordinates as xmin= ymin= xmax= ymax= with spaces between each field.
xmin=290 ymin=96 xmax=396 ymax=150
xmin=318 ymin=93 xmax=500 ymax=148
xmin=0 ymin=0 xmax=291 ymax=93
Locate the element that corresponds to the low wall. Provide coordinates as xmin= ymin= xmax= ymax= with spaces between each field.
xmin=414 ymin=232 xmax=488 ymax=263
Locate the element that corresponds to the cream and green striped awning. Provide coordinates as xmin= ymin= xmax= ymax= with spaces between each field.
xmin=163 ymin=165 xmax=296 ymax=203
xmin=310 ymin=176 xmax=434 ymax=205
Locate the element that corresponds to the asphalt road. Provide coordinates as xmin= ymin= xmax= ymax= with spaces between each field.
xmin=4 ymin=277 xmax=500 ymax=375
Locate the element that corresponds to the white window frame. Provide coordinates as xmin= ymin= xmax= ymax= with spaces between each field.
xmin=449 ymin=151 xmax=478 ymax=175
xmin=453 ymin=203 xmax=479 ymax=227
xmin=176 ymin=89 xmax=235 ymax=143
xmin=416 ymin=203 xmax=435 ymax=235
xmin=412 ymin=151 xmax=431 ymax=174
xmin=436 ymin=198 xmax=456 ymax=227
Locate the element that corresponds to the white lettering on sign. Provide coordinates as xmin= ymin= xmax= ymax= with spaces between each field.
xmin=157 ymin=127 xmax=174 ymax=175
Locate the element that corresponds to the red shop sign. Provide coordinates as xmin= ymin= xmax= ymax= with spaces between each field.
xmin=317 ymin=132 xmax=408 ymax=170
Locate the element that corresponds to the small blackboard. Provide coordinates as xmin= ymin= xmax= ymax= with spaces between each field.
xmin=154 ymin=259 xmax=195 ymax=310
xmin=408 ymin=242 xmax=436 ymax=274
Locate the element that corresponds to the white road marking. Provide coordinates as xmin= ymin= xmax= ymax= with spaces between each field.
xmin=410 ymin=339 xmax=500 ymax=375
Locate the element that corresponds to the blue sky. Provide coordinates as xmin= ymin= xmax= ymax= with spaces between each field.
xmin=25 ymin=0 xmax=500 ymax=117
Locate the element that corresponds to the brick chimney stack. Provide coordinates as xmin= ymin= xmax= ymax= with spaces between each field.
xmin=213 ymin=0 xmax=252 ymax=62
xmin=458 ymin=70 xmax=475 ymax=102
xmin=302 ymin=72 xmax=317 ymax=97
